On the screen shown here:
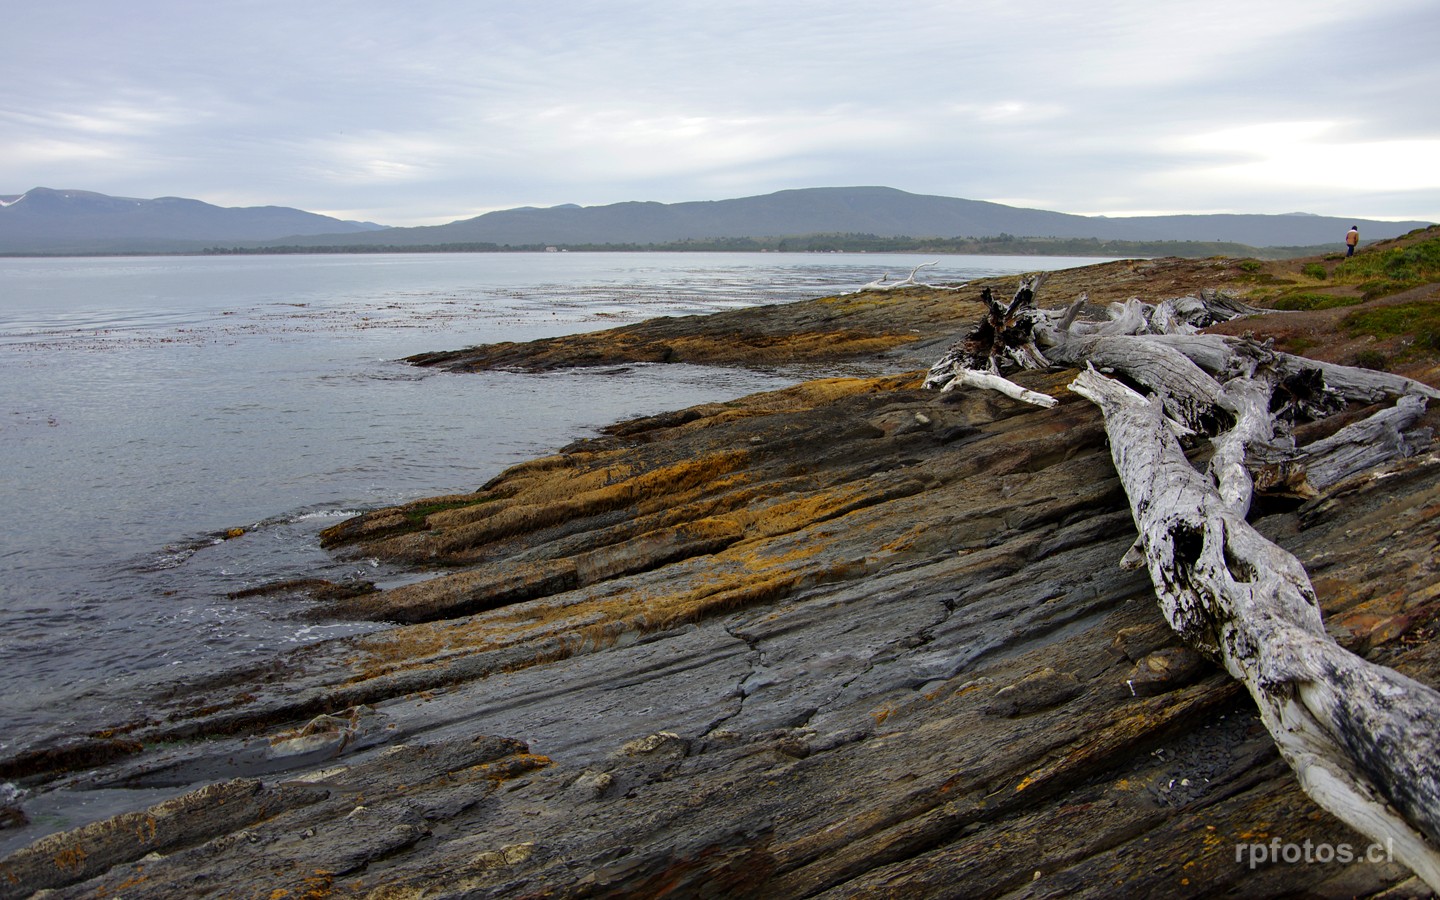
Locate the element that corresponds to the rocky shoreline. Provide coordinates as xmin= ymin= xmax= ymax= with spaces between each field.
xmin=3 ymin=249 xmax=1438 ymax=898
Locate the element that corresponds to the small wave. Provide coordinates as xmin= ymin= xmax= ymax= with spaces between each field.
xmin=338 ymin=369 xmax=432 ymax=383
xmin=283 ymin=622 xmax=383 ymax=644
xmin=132 ymin=533 xmax=234 ymax=572
xmin=291 ymin=508 xmax=366 ymax=522
xmin=148 ymin=550 xmax=199 ymax=570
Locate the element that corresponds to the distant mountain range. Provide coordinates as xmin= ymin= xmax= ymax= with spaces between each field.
xmin=1 ymin=185 xmax=1431 ymax=255
xmin=0 ymin=188 xmax=387 ymax=254
xmin=291 ymin=187 xmax=1428 ymax=251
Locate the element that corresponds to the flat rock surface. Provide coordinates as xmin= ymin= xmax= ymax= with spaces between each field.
xmin=3 ymin=254 xmax=1439 ymax=899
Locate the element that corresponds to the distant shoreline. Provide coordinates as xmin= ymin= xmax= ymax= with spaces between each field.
xmin=1 ymin=236 xmax=1343 ymax=261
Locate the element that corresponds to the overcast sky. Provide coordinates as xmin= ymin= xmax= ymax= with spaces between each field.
xmin=7 ymin=0 xmax=1439 ymax=227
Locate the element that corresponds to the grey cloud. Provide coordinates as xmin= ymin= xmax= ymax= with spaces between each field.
xmin=3 ymin=0 xmax=1436 ymax=225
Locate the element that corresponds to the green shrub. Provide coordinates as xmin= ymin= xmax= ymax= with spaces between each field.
xmin=1344 ymin=302 xmax=1440 ymax=361
xmin=1344 ymin=302 xmax=1440 ymax=337
xmin=1360 ymin=280 xmax=1418 ymax=300
xmin=1335 ymin=237 xmax=1440 ymax=284
xmin=1271 ymin=292 xmax=1362 ymax=311
xmin=1352 ymin=349 xmax=1389 ymax=371
xmin=1301 ymin=263 xmax=1326 ymax=280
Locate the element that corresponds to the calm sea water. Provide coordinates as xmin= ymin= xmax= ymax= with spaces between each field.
xmin=0 ymin=251 xmax=1104 ymax=752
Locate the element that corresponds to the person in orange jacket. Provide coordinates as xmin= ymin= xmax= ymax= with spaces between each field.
xmin=1345 ymin=225 xmax=1359 ymax=257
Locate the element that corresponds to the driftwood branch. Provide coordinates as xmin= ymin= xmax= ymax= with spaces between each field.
xmin=927 ymin=280 xmax=1440 ymax=889
xmin=853 ymin=261 xmax=958 ymax=293
xmin=940 ymin=368 xmax=1057 ymax=408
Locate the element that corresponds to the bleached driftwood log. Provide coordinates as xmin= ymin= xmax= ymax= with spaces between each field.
xmin=1072 ymin=367 xmax=1440 ymax=889
xmin=940 ymin=368 xmax=1058 ymax=408
xmin=1291 ymin=395 xmax=1431 ymax=490
xmin=926 ymin=281 xmax=1440 ymax=888
xmin=852 ymin=261 xmax=959 ymax=294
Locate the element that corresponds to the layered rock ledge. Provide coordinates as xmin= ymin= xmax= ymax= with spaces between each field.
xmin=2 ymin=251 xmax=1438 ymax=899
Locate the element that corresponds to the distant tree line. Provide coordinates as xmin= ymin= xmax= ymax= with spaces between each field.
xmin=201 ymin=233 xmax=1332 ymax=260
xmin=201 ymin=242 xmax=523 ymax=254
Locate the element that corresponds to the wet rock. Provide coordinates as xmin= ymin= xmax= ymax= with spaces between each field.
xmin=227 ymin=577 xmax=376 ymax=603
xmin=618 ymin=731 xmax=691 ymax=759
xmin=983 ymin=667 xmax=1084 ymax=717
xmin=0 ymin=785 xmax=25 ymax=830
xmin=565 ymin=770 xmax=615 ymax=802
xmin=266 ymin=705 xmax=383 ymax=760
xmin=1110 ymin=622 xmax=1179 ymax=663
xmin=473 ymin=840 xmax=535 ymax=870
xmin=1125 ymin=646 xmax=1209 ymax=697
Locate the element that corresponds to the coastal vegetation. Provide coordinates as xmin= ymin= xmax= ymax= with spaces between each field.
xmin=1345 ymin=303 xmax=1440 ymax=362
xmin=1336 ymin=232 xmax=1440 ymax=282
xmin=1224 ymin=226 xmax=1440 ymax=371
